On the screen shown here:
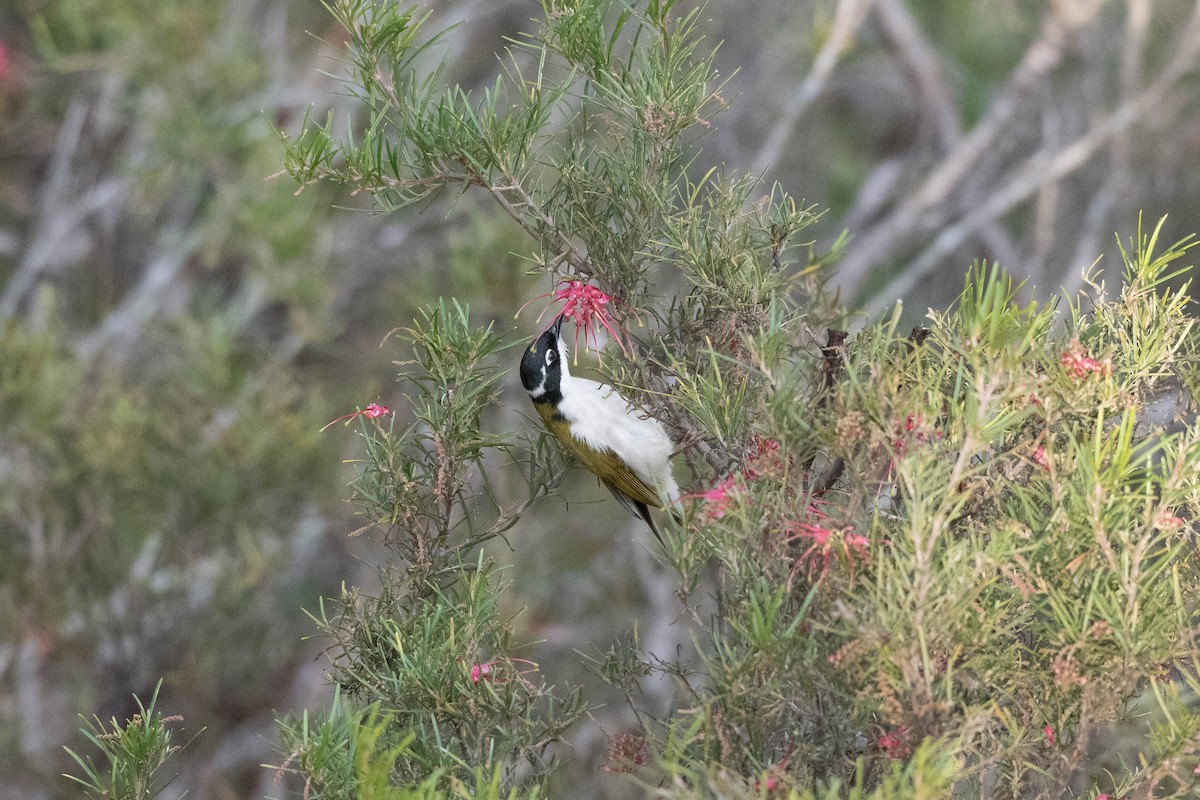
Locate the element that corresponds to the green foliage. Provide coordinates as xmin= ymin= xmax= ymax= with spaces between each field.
xmin=302 ymin=562 xmax=582 ymax=791
xmin=659 ymin=223 xmax=1200 ymax=797
xmin=0 ymin=302 xmax=333 ymax=638
xmin=654 ymin=736 xmax=960 ymax=800
xmin=64 ymin=682 xmax=196 ymax=800
xmin=281 ymin=0 xmax=814 ymax=319
xmin=346 ymin=300 xmax=558 ymax=573
xmin=281 ymin=0 xmax=833 ymax=498
xmin=276 ymin=697 xmax=542 ymax=800
xmin=286 ymin=300 xmax=579 ymax=794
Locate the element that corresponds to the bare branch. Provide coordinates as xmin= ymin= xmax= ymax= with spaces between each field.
xmin=866 ymin=0 xmax=1200 ymax=315
xmin=751 ymin=0 xmax=876 ymax=178
xmin=874 ymin=0 xmax=957 ymax=145
xmin=486 ymin=179 xmax=594 ymax=277
xmin=875 ymin=0 xmax=1022 ymax=273
xmin=836 ymin=2 xmax=1106 ymax=294
xmin=1060 ymin=0 xmax=1152 ymax=296
xmin=0 ymin=98 xmax=131 ymax=321
xmin=859 ymin=0 xmax=1200 ymax=315
xmin=74 ymin=237 xmax=198 ymax=367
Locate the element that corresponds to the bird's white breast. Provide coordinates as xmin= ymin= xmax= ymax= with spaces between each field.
xmin=557 ymin=371 xmax=679 ymax=502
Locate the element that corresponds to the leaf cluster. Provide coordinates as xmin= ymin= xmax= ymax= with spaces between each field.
xmin=64 ymin=682 xmax=196 ymax=800
xmin=651 ymin=218 xmax=1200 ymax=798
xmin=288 ymin=299 xmax=580 ymax=794
xmin=271 ymin=1 xmax=1200 ymax=798
xmin=344 ymin=299 xmax=557 ymax=579
xmin=299 ymin=560 xmax=583 ymax=792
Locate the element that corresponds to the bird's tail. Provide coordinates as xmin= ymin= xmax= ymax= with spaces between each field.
xmin=659 ymin=475 xmax=684 ymax=527
xmin=640 ymin=502 xmax=666 ymax=547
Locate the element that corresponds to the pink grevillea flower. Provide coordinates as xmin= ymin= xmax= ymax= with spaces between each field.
xmin=320 ymin=403 xmax=393 ymax=432
xmin=877 ymin=725 xmax=911 ymax=760
xmin=743 ymin=435 xmax=783 ymax=480
xmin=1060 ymin=339 xmax=1108 ymax=380
xmin=784 ymin=520 xmax=870 ymax=586
xmin=1043 ymin=725 xmax=1056 ymax=746
xmin=601 ymin=732 xmax=652 ymax=773
xmin=893 ymin=413 xmax=944 ymax=456
xmin=470 ymin=657 xmax=538 ymax=684
xmin=689 ymin=475 xmax=741 ymax=521
xmin=753 ymin=743 xmax=794 ymax=794
xmin=1154 ymin=510 xmax=1185 ymax=531
xmin=755 ymin=773 xmax=780 ymax=794
xmin=1032 ymin=446 xmax=1051 ymax=469
xmin=518 ymin=279 xmax=634 ymax=360
xmin=689 ymin=438 xmax=791 ymax=521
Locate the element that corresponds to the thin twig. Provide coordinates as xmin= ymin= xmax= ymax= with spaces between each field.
xmin=0 ymin=97 xmax=130 ymax=320
xmin=487 ymin=179 xmax=594 ymax=277
xmin=74 ymin=234 xmax=199 ymax=367
xmin=750 ymin=0 xmax=875 ymax=178
xmin=874 ymin=0 xmax=1021 ymax=271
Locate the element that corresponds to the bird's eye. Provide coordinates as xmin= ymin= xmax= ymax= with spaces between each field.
xmin=545 ymin=349 xmax=556 ymax=365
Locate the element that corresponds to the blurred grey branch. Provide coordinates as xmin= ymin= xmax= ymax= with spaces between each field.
xmin=865 ymin=0 xmax=1200 ymax=315
xmin=833 ymin=0 xmax=1108 ymax=299
xmin=731 ymin=0 xmax=1200 ymax=316
xmin=750 ymin=0 xmax=875 ymax=178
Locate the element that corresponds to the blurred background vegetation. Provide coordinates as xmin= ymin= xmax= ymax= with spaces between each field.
xmin=3 ymin=0 xmax=1200 ymax=797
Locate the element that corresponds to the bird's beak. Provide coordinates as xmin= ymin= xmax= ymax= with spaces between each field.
xmin=549 ymin=313 xmax=565 ymax=337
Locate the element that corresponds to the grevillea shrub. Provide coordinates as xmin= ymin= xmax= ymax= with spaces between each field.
xmin=67 ymin=1 xmax=1200 ymax=797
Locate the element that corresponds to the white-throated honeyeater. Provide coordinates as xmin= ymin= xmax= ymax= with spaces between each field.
xmin=520 ymin=314 xmax=680 ymax=542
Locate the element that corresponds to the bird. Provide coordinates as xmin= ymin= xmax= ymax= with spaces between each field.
xmin=520 ymin=313 xmax=680 ymax=542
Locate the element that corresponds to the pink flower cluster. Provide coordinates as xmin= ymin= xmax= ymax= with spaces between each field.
xmin=743 ymin=435 xmax=784 ymax=480
xmin=1060 ymin=339 xmax=1108 ymax=380
xmin=784 ymin=516 xmax=870 ymax=586
xmin=469 ymin=657 xmax=537 ymax=684
xmin=1032 ymin=445 xmax=1051 ymax=469
xmin=753 ymin=743 xmax=793 ymax=794
xmin=519 ymin=279 xmax=633 ymax=360
xmin=877 ymin=725 xmax=911 ymax=759
xmin=692 ymin=437 xmax=787 ymax=522
xmin=320 ymin=402 xmax=393 ymax=432
xmin=892 ymin=413 xmax=943 ymax=457
xmin=601 ymin=732 xmax=651 ymax=773
xmin=696 ymin=475 xmax=741 ymax=520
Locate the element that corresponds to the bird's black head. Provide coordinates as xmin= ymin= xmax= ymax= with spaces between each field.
xmin=520 ymin=314 xmax=565 ymax=405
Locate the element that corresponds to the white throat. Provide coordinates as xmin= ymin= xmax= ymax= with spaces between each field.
xmin=556 ymin=335 xmax=572 ymax=379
